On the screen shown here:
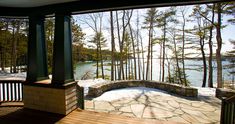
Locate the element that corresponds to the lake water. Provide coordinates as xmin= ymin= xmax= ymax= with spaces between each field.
xmin=74 ymin=59 xmax=234 ymax=87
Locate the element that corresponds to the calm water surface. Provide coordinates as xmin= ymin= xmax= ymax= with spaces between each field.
xmin=74 ymin=59 xmax=233 ymax=87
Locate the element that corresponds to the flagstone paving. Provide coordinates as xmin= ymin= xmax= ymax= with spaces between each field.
xmin=85 ymin=88 xmax=221 ymax=124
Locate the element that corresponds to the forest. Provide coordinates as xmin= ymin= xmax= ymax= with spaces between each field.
xmin=0 ymin=2 xmax=235 ymax=88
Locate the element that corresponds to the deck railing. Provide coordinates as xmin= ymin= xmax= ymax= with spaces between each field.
xmin=220 ymin=95 xmax=235 ymax=124
xmin=0 ymin=80 xmax=24 ymax=102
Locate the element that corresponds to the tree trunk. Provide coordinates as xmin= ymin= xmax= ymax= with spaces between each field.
xmin=216 ymin=3 xmax=223 ymax=88
xmin=110 ymin=11 xmax=115 ymax=81
xmin=146 ymin=25 xmax=152 ymax=80
xmin=162 ymin=20 xmax=166 ymax=82
xmin=200 ymin=39 xmax=207 ymax=87
xmin=0 ymin=46 xmax=3 ymax=71
xmin=99 ymin=39 xmax=104 ymax=79
xmin=115 ymin=11 xmax=123 ymax=80
xmin=126 ymin=50 xmax=129 ymax=80
xmin=121 ymin=11 xmax=127 ymax=80
xmin=136 ymin=11 xmax=141 ymax=80
xmin=173 ymin=32 xmax=183 ymax=85
xmin=96 ymin=41 xmax=99 ymax=78
xmin=0 ymin=28 xmax=3 ymax=71
xmin=159 ymin=43 xmax=162 ymax=81
xmin=181 ymin=12 xmax=187 ymax=85
xmin=128 ymin=24 xmax=137 ymax=80
xmin=198 ymin=18 xmax=207 ymax=87
xmin=11 ymin=22 xmax=16 ymax=73
xmin=14 ymin=20 xmax=20 ymax=73
xmin=140 ymin=36 xmax=145 ymax=80
xmin=3 ymin=21 xmax=9 ymax=71
xmin=208 ymin=4 xmax=215 ymax=88
xmin=130 ymin=56 xmax=134 ymax=79
xmin=166 ymin=55 xmax=171 ymax=83
xmin=150 ymin=34 xmax=153 ymax=80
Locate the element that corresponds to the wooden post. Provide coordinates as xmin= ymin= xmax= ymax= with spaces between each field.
xmin=26 ymin=15 xmax=48 ymax=82
xmin=220 ymin=97 xmax=226 ymax=124
xmin=52 ymin=13 xmax=74 ymax=85
xmin=77 ymin=85 xmax=84 ymax=109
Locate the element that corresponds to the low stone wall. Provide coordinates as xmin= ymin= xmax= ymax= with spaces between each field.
xmin=87 ymin=80 xmax=198 ymax=97
xmin=216 ymin=88 xmax=235 ymax=99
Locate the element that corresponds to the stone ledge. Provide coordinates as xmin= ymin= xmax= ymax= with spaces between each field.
xmin=216 ymin=88 xmax=235 ymax=99
xmin=87 ymin=80 xmax=198 ymax=97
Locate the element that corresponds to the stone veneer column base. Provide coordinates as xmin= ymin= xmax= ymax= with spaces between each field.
xmin=23 ymin=81 xmax=78 ymax=115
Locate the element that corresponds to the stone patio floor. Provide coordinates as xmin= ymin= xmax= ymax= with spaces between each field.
xmin=84 ymin=87 xmax=221 ymax=124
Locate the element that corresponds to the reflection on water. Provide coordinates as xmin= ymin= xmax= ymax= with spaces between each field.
xmin=74 ymin=59 xmax=233 ymax=87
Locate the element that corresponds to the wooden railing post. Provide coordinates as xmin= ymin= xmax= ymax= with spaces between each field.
xmin=220 ymin=95 xmax=235 ymax=124
xmin=77 ymin=85 xmax=84 ymax=109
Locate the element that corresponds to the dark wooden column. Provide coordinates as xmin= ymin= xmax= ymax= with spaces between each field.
xmin=26 ymin=15 xmax=48 ymax=82
xmin=52 ymin=13 xmax=74 ymax=85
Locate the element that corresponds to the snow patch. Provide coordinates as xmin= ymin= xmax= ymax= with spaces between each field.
xmin=193 ymin=86 xmax=216 ymax=97
xmin=77 ymin=78 xmax=107 ymax=95
xmin=0 ymin=72 xmax=26 ymax=80
xmin=0 ymin=71 xmax=217 ymax=99
xmin=94 ymin=87 xmax=170 ymax=102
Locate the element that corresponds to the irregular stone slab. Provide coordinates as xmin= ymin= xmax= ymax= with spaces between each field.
xmin=131 ymin=104 xmax=145 ymax=118
xmin=191 ymin=101 xmax=204 ymax=107
xmin=94 ymin=101 xmax=115 ymax=111
xmin=203 ymin=111 xmax=220 ymax=122
xmin=167 ymin=116 xmax=189 ymax=124
xmin=110 ymin=99 xmax=132 ymax=107
xmin=174 ymin=108 xmax=184 ymax=115
xmin=121 ymin=112 xmax=136 ymax=117
xmin=190 ymin=114 xmax=214 ymax=124
xmin=175 ymin=99 xmax=192 ymax=106
xmin=181 ymin=108 xmax=203 ymax=116
xmin=109 ymin=111 xmax=122 ymax=115
xmin=85 ymin=86 xmax=220 ymax=124
xmin=119 ymin=106 xmax=132 ymax=113
xmin=136 ymin=95 xmax=148 ymax=104
xmin=149 ymin=102 xmax=174 ymax=112
xmin=198 ymin=104 xmax=216 ymax=112
xmin=149 ymin=102 xmax=162 ymax=108
xmin=180 ymin=103 xmax=216 ymax=112
xmin=168 ymin=100 xmax=180 ymax=108
xmin=181 ymin=114 xmax=199 ymax=123
xmin=85 ymin=100 xmax=94 ymax=109
xmin=143 ymin=107 xmax=176 ymax=119
xmin=214 ymin=109 xmax=221 ymax=115
xmin=112 ymin=99 xmax=131 ymax=105
xmin=149 ymin=96 xmax=167 ymax=103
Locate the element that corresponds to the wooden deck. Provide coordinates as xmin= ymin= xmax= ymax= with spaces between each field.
xmin=0 ymin=106 xmax=181 ymax=124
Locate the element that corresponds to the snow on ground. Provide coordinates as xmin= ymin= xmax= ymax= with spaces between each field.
xmin=94 ymin=87 xmax=170 ymax=102
xmin=76 ymin=79 xmax=217 ymax=98
xmin=0 ymin=71 xmax=217 ymax=99
xmin=94 ymin=86 xmax=217 ymax=102
xmin=0 ymin=72 xmax=26 ymax=80
xmin=193 ymin=86 xmax=216 ymax=97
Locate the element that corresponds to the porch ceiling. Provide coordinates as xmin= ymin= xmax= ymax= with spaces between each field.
xmin=0 ymin=0 xmax=230 ymax=17
xmin=0 ymin=0 xmax=77 ymax=7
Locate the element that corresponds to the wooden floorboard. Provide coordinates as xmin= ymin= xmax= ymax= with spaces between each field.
xmin=0 ymin=107 xmax=181 ymax=124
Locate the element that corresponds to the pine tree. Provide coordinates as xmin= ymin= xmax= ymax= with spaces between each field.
xmin=143 ymin=8 xmax=158 ymax=80
xmin=157 ymin=7 xmax=176 ymax=82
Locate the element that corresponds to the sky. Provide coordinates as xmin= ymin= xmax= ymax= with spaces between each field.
xmin=73 ymin=4 xmax=235 ymax=58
